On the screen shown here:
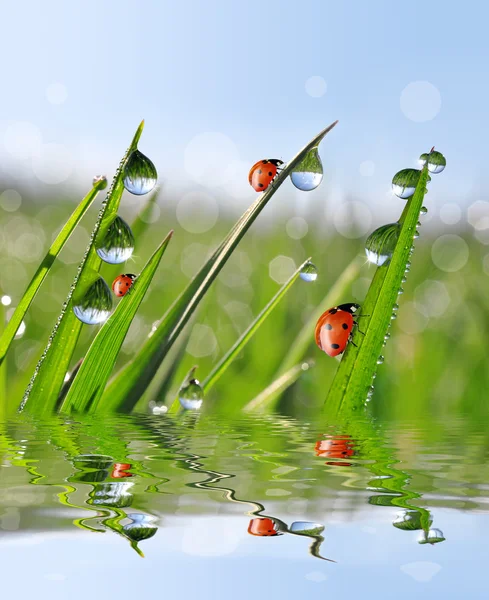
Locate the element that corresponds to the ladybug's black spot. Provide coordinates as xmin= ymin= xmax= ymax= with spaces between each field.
xmin=126 ymin=282 xmax=130 ymax=286
xmin=258 ymin=183 xmax=264 ymax=188
xmin=342 ymin=323 xmax=348 ymax=330
xmin=268 ymin=171 xmax=273 ymax=176
xmin=325 ymin=323 xmax=333 ymax=330
xmin=331 ymin=343 xmax=340 ymax=349
xmin=258 ymin=169 xmax=262 ymax=174
xmin=329 ymin=308 xmax=337 ymax=315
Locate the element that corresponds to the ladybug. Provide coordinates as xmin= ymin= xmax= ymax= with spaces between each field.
xmin=110 ymin=463 xmax=133 ymax=478
xmin=112 ymin=274 xmax=136 ymax=297
xmin=248 ymin=517 xmax=280 ymax=537
xmin=248 ymin=159 xmax=283 ymax=192
xmin=315 ymin=303 xmax=364 ymax=357
xmin=315 ymin=435 xmax=355 ymax=467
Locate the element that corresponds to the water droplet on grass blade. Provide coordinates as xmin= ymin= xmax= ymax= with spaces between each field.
xmin=123 ymin=150 xmax=157 ymax=195
xmin=179 ymin=378 xmax=204 ymax=410
xmin=96 ymin=215 xmax=135 ymax=264
xmin=73 ymin=277 xmax=113 ymax=325
xmin=420 ymin=206 xmax=428 ymax=215
xmin=384 ymin=333 xmax=391 ymax=341
xmin=122 ymin=514 xmax=158 ymax=541
xmin=418 ymin=528 xmax=446 ymax=545
xmin=290 ymin=146 xmax=323 ymax=191
xmin=377 ymin=356 xmax=385 ymax=364
xmin=414 ymin=230 xmax=420 ymax=239
xmin=392 ymin=168 xmax=421 ymax=199
xmin=93 ymin=175 xmax=108 ymax=190
xmin=289 ymin=521 xmax=324 ymax=536
xmin=419 ymin=150 xmax=446 ymax=174
xmin=300 ymin=261 xmax=318 ymax=282
xmin=365 ymin=223 xmax=400 ymax=266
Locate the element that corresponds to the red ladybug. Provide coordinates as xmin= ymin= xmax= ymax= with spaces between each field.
xmin=248 ymin=518 xmax=279 ymax=537
xmin=112 ymin=274 xmax=136 ymax=297
xmin=110 ymin=463 xmax=133 ymax=478
xmin=315 ymin=303 xmax=362 ymax=357
xmin=315 ymin=436 xmax=355 ymax=467
xmin=248 ymin=159 xmax=283 ymax=192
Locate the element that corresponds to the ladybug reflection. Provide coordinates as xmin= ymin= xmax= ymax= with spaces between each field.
xmin=248 ymin=517 xmax=280 ymax=537
xmin=111 ymin=463 xmax=133 ymax=478
xmin=315 ymin=435 xmax=355 ymax=467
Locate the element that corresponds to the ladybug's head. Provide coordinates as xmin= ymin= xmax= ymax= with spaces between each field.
xmin=336 ymin=303 xmax=360 ymax=314
xmin=268 ymin=159 xmax=284 ymax=167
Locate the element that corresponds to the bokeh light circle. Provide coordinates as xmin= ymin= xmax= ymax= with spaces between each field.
xmin=439 ymin=203 xmax=461 ymax=225
xmin=305 ymin=76 xmax=327 ymax=98
xmin=431 ymin=234 xmax=469 ymax=272
xmin=184 ymin=132 xmax=239 ymax=186
xmin=269 ymin=255 xmax=296 ymax=284
xmin=400 ymin=81 xmax=441 ymax=122
xmin=333 ymin=201 xmax=372 ymax=239
xmin=0 ymin=190 xmax=22 ymax=212
xmin=176 ymin=191 xmax=219 ymax=233
xmin=286 ymin=216 xmax=308 ymax=240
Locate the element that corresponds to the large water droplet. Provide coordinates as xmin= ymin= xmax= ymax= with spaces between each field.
xmin=93 ymin=175 xmax=108 ymax=190
xmin=365 ymin=223 xmax=400 ymax=266
xmin=289 ymin=521 xmax=324 ymax=536
xmin=300 ymin=261 xmax=318 ymax=282
xmin=290 ymin=146 xmax=323 ymax=191
xmin=123 ymin=150 xmax=157 ymax=195
xmin=179 ymin=378 xmax=204 ymax=410
xmin=418 ymin=528 xmax=446 ymax=545
xmin=377 ymin=356 xmax=385 ymax=364
xmin=419 ymin=150 xmax=446 ymax=174
xmin=392 ymin=168 xmax=421 ymax=199
xmin=73 ymin=277 xmax=113 ymax=325
xmin=122 ymin=514 xmax=158 ymax=541
xmin=96 ymin=215 xmax=135 ymax=264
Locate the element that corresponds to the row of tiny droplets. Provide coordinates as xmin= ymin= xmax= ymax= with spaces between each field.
xmin=20 ymin=149 xmax=132 ymax=410
xmin=365 ymin=205 xmax=428 ymax=405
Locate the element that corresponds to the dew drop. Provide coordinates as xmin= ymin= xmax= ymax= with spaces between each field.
xmin=123 ymin=150 xmax=157 ymax=195
xmin=122 ymin=514 xmax=158 ymax=542
xmin=73 ymin=277 xmax=113 ymax=325
xmin=417 ymin=221 xmax=422 ymax=227
xmin=398 ymin=287 xmax=404 ymax=295
xmin=93 ymin=175 xmax=108 ymax=190
xmin=289 ymin=521 xmax=324 ymax=536
xmin=377 ymin=356 xmax=385 ymax=365
xmin=391 ymin=313 xmax=397 ymax=320
xmin=413 ymin=230 xmax=420 ymax=239
xmin=290 ymin=146 xmax=323 ymax=191
xmin=365 ymin=223 xmax=400 ymax=266
xmin=384 ymin=333 xmax=391 ymax=341
xmin=420 ymin=206 xmax=428 ymax=215
xmin=96 ymin=215 xmax=135 ymax=264
xmin=419 ymin=150 xmax=446 ymax=174
xmin=401 ymin=276 xmax=407 ymax=283
xmin=179 ymin=378 xmax=204 ymax=410
xmin=299 ymin=261 xmax=318 ymax=282
xmin=391 ymin=169 xmax=421 ymax=199
xmin=406 ymin=261 xmax=412 ymax=269
xmin=418 ymin=528 xmax=446 ymax=545
xmin=392 ymin=303 xmax=399 ymax=311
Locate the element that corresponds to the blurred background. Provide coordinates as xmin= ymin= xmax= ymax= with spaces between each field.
xmin=1 ymin=0 xmax=488 ymax=417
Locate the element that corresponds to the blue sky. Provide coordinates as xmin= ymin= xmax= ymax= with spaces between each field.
xmin=0 ymin=0 xmax=487 ymax=214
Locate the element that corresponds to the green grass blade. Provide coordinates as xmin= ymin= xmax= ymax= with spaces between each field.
xmin=59 ymin=230 xmax=173 ymax=414
xmin=243 ymin=361 xmax=313 ymax=412
xmin=278 ymin=255 xmax=364 ymax=374
xmin=21 ymin=121 xmax=145 ymax=414
xmin=325 ymin=167 xmax=429 ymax=413
xmin=202 ymin=257 xmax=311 ymax=394
xmin=100 ymin=120 xmax=339 ymax=412
xmin=0 ymin=182 xmax=104 ymax=368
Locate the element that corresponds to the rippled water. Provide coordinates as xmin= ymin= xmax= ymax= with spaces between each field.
xmin=1 ymin=413 xmax=488 ymax=598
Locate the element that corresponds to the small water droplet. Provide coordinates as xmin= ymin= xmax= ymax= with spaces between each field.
xmin=417 ymin=221 xmax=422 ymax=227
xmin=93 ymin=175 xmax=108 ymax=190
xmin=406 ymin=261 xmax=411 ymax=269
xmin=299 ymin=261 xmax=318 ymax=282
xmin=420 ymin=206 xmax=428 ymax=215
xmin=413 ymin=230 xmax=420 ymax=239
xmin=391 ymin=313 xmax=397 ymax=320
xmin=401 ymin=276 xmax=407 ymax=283
xmin=123 ymin=150 xmax=157 ymax=195
xmin=96 ymin=215 xmax=135 ymax=264
xmin=384 ymin=332 xmax=391 ymax=341
xmin=419 ymin=150 xmax=446 ymax=174
xmin=290 ymin=146 xmax=323 ymax=191
xmin=392 ymin=303 xmax=399 ymax=311
xmin=392 ymin=168 xmax=421 ymax=199
xmin=365 ymin=223 xmax=400 ymax=266
xmin=73 ymin=277 xmax=113 ymax=325
xmin=398 ymin=287 xmax=404 ymax=295
xmin=377 ymin=356 xmax=384 ymax=365
xmin=179 ymin=378 xmax=204 ymax=410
